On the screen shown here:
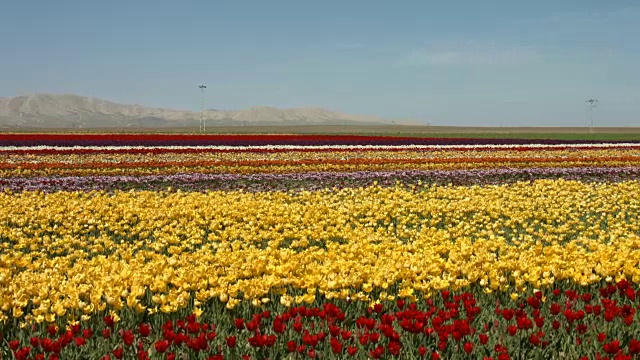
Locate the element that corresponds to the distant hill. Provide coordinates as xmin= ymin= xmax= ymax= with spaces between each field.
xmin=0 ymin=93 xmax=401 ymax=128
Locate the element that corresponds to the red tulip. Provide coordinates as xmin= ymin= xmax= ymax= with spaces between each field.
xmin=347 ymin=346 xmax=358 ymax=356
xmin=226 ymin=336 xmax=237 ymax=348
xmin=359 ymin=335 xmax=368 ymax=346
xmin=387 ymin=341 xmax=401 ymax=356
xmin=526 ymin=297 xmax=541 ymax=309
xmin=47 ymin=325 xmax=57 ymax=337
xmin=175 ymin=320 xmax=184 ymax=330
xmin=617 ymin=279 xmax=630 ymax=290
xmin=40 ymin=338 xmax=53 ymax=352
xmin=138 ymin=323 xmax=151 ymax=337
xmin=624 ymin=316 xmax=634 ymax=326
xmin=418 ymin=345 xmax=427 ymax=356
xmin=529 ymin=333 xmax=541 ymax=346
xmin=70 ymin=324 xmax=81 ymax=335
xmin=154 ymin=340 xmax=170 ymax=353
xmin=273 ymin=318 xmax=286 ymax=333
xmin=501 ymin=309 xmax=514 ymax=321
xmin=329 ymin=338 xmax=342 ymax=354
xmin=74 ymin=337 xmax=85 ymax=347
xmin=369 ymin=332 xmax=380 ymax=343
xmin=187 ymin=322 xmax=201 ymax=334
xmin=9 ymin=340 xmax=20 ymax=351
xmin=137 ymin=349 xmax=149 ymax=360
xmin=15 ymin=347 xmax=31 ymax=360
xmin=104 ymin=316 xmax=114 ymax=328
xmin=369 ymin=345 xmax=385 ymax=359
xmin=628 ymin=339 xmax=640 ymax=354
xmin=438 ymin=341 xmax=447 ymax=351
xmin=327 ymin=325 xmax=338 ymax=337
xmin=121 ymin=330 xmax=134 ymax=346
xmin=516 ymin=316 xmax=533 ymax=330
xmin=396 ymin=299 xmax=406 ymax=309
xmin=603 ymin=340 xmax=620 ymax=354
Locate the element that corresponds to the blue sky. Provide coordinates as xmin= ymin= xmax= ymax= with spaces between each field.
xmin=1 ymin=0 xmax=639 ymax=126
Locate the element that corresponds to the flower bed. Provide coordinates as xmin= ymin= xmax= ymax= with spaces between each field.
xmin=1 ymin=134 xmax=639 ymax=359
xmin=5 ymin=285 xmax=640 ymax=359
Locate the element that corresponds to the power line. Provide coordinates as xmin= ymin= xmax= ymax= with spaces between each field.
xmin=199 ymin=85 xmax=207 ymax=133
xmin=586 ymin=98 xmax=598 ymax=133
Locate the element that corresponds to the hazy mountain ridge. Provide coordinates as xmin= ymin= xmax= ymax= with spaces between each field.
xmin=0 ymin=94 xmax=399 ymax=128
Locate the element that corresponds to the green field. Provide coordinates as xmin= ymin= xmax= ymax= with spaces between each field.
xmin=4 ymin=125 xmax=640 ymax=141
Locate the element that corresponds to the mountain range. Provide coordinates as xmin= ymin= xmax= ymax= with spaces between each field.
xmin=0 ymin=94 xmax=403 ymax=128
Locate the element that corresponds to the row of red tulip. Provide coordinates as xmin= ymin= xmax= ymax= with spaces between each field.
xmin=4 ymin=281 xmax=640 ymax=359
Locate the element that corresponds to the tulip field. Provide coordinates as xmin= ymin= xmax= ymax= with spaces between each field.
xmin=2 ymin=133 xmax=640 ymax=360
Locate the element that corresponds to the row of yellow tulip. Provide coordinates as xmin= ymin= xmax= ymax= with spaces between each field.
xmin=1 ymin=179 xmax=639 ymax=325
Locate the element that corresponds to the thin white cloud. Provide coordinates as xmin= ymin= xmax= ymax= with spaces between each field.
xmin=395 ymin=42 xmax=539 ymax=67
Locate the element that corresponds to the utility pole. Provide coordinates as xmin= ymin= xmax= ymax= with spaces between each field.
xmin=586 ymin=98 xmax=598 ymax=134
xmin=199 ymin=85 xmax=207 ymax=133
